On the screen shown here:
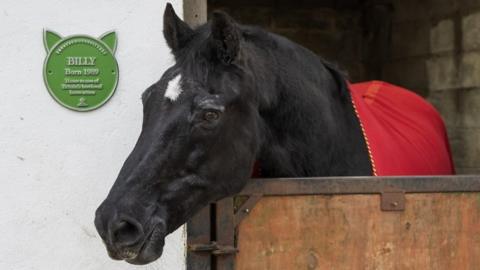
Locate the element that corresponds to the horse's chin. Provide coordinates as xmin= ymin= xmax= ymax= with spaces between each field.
xmin=125 ymin=246 xmax=164 ymax=265
xmin=125 ymin=226 xmax=166 ymax=265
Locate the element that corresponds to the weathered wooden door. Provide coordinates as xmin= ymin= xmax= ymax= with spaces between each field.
xmin=187 ymin=176 xmax=480 ymax=270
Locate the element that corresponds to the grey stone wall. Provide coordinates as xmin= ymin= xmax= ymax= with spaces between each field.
xmin=423 ymin=2 xmax=480 ymax=174
xmin=208 ymin=0 xmax=480 ymax=174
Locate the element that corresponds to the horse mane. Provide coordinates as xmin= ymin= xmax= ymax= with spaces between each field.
xmin=239 ymin=24 xmax=351 ymax=101
xmin=178 ymin=21 xmax=350 ymax=103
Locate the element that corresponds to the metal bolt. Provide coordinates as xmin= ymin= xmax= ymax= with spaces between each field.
xmin=391 ymin=201 xmax=398 ymax=207
xmin=244 ymin=208 xmax=250 ymax=213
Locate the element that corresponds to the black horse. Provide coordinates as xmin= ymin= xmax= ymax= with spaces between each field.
xmin=95 ymin=3 xmax=373 ymax=265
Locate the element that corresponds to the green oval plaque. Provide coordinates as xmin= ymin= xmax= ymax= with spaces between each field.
xmin=43 ymin=30 xmax=119 ymax=111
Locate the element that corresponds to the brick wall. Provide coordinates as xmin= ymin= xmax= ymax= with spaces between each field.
xmin=208 ymin=0 xmax=480 ymax=174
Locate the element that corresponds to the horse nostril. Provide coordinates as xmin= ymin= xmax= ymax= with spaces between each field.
xmin=111 ymin=219 xmax=144 ymax=248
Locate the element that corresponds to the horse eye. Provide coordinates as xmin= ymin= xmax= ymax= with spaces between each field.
xmin=203 ymin=111 xmax=220 ymax=121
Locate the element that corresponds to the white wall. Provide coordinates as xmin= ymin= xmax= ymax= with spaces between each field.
xmin=0 ymin=0 xmax=186 ymax=269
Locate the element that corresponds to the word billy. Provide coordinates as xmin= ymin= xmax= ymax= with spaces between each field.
xmin=66 ymin=56 xmax=96 ymax=66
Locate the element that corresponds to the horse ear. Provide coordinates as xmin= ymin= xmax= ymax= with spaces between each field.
xmin=210 ymin=11 xmax=241 ymax=64
xmin=163 ymin=3 xmax=194 ymax=54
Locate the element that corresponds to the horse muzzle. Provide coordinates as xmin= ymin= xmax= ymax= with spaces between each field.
xmin=94 ymin=203 xmax=167 ymax=265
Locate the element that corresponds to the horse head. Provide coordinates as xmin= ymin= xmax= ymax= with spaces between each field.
xmin=95 ymin=4 xmax=263 ymax=264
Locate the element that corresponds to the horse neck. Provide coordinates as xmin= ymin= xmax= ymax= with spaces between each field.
xmin=254 ymin=41 xmax=372 ymax=177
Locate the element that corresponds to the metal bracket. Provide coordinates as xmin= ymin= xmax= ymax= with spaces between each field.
xmin=188 ymin=242 xmax=238 ymax=256
xmin=234 ymin=194 xmax=262 ymax=227
xmin=381 ymin=189 xmax=405 ymax=211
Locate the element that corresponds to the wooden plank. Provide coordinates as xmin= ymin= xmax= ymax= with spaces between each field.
xmin=187 ymin=205 xmax=211 ymax=270
xmin=236 ymin=193 xmax=480 ymax=270
xmin=239 ymin=175 xmax=480 ymax=196
xmin=216 ymin=198 xmax=235 ymax=270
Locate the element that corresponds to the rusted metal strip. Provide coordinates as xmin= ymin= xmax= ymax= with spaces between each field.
xmin=380 ymin=189 xmax=405 ymax=211
xmin=239 ymin=175 xmax=480 ymax=196
xmin=189 ymin=242 xmax=218 ymax=252
xmin=212 ymin=244 xmax=238 ymax=256
xmin=187 ymin=205 xmax=212 ymax=270
xmin=189 ymin=242 xmax=237 ymax=255
xmin=234 ymin=194 xmax=262 ymax=227
xmin=215 ymin=198 xmax=236 ymax=270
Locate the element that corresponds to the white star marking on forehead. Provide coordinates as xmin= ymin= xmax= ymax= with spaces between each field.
xmin=164 ymin=74 xmax=183 ymax=101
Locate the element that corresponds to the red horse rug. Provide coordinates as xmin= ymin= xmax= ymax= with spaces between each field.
xmin=349 ymin=81 xmax=455 ymax=176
